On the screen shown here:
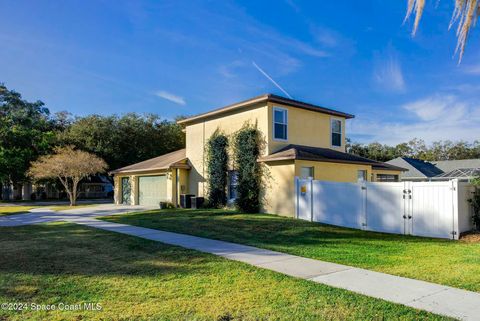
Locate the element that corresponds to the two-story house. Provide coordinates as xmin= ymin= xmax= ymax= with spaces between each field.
xmin=110 ymin=94 xmax=405 ymax=216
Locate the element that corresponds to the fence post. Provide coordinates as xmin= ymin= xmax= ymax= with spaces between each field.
xmin=452 ymin=179 xmax=459 ymax=240
xmin=310 ymin=177 xmax=314 ymax=222
xmin=294 ymin=176 xmax=299 ymax=219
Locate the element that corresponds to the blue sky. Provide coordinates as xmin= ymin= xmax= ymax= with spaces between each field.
xmin=1 ymin=0 xmax=479 ymax=144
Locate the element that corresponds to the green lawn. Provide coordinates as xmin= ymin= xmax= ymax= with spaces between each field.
xmin=0 ymin=204 xmax=97 ymax=216
xmin=102 ymin=209 xmax=480 ymax=292
xmin=0 ymin=223 xmax=449 ymax=321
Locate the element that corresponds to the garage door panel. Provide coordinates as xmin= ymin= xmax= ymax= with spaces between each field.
xmin=138 ymin=176 xmax=167 ymax=206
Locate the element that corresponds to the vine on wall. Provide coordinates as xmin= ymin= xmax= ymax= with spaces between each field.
xmin=232 ymin=124 xmax=263 ymax=213
xmin=206 ymin=130 xmax=229 ymax=208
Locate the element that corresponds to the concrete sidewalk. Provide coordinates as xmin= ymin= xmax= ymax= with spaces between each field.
xmin=67 ymin=217 xmax=480 ymax=321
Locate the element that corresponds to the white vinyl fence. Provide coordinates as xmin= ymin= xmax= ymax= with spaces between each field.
xmin=295 ymin=178 xmax=475 ymax=239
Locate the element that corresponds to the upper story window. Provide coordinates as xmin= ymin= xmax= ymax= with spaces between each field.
xmin=273 ymin=107 xmax=288 ymax=141
xmin=331 ymin=118 xmax=342 ymax=147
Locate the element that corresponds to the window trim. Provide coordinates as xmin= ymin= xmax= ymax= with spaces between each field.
xmin=300 ymin=166 xmax=315 ymax=179
xmin=228 ymin=170 xmax=238 ymax=200
xmin=330 ymin=117 xmax=343 ymax=148
xmin=272 ymin=106 xmax=288 ymax=141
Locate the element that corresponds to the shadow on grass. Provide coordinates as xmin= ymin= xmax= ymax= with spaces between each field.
xmin=0 ymin=223 xmax=214 ymax=280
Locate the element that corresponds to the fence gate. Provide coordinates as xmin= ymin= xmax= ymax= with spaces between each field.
xmin=410 ymin=181 xmax=455 ymax=239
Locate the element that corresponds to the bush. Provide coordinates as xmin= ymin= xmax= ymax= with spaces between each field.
xmin=206 ymin=130 xmax=229 ymax=208
xmin=232 ymin=124 xmax=262 ymax=213
xmin=469 ymin=177 xmax=480 ymax=230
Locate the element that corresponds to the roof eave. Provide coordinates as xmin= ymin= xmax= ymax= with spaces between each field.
xmin=177 ymin=94 xmax=355 ymax=125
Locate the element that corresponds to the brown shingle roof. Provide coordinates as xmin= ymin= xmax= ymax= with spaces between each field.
xmin=177 ymin=94 xmax=354 ymax=125
xmin=258 ymin=144 xmax=407 ymax=171
xmin=109 ymin=149 xmax=190 ymax=174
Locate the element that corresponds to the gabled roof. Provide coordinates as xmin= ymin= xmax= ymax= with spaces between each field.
xmin=258 ymin=144 xmax=407 ymax=171
xmin=432 ymin=159 xmax=480 ymax=173
xmin=109 ymin=149 xmax=190 ymax=174
xmin=386 ymin=157 xmax=443 ymax=178
xmin=177 ymin=94 xmax=355 ymax=125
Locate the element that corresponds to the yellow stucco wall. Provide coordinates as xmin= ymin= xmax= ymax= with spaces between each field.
xmin=185 ymin=102 xmax=348 ymax=198
xmin=295 ymin=160 xmax=372 ymax=182
xmin=185 ymin=102 xmax=269 ymax=197
xmin=266 ymin=102 xmax=346 ymax=154
xmin=262 ymin=161 xmax=295 ymax=217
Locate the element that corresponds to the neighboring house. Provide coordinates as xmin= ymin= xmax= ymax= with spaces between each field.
xmin=2 ymin=175 xmax=114 ymax=201
xmin=387 ymin=157 xmax=480 ymax=181
xmin=111 ymin=94 xmax=405 ymax=216
xmin=386 ymin=157 xmax=444 ymax=181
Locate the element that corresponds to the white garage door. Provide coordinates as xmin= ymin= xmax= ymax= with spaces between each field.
xmin=138 ymin=175 xmax=167 ymax=206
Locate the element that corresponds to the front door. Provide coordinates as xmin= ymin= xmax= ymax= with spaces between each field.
xmin=121 ymin=177 xmax=131 ymax=205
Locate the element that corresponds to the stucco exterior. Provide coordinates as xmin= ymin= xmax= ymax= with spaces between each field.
xmin=185 ymin=102 xmax=269 ymax=197
xmin=112 ymin=94 xmax=403 ymax=217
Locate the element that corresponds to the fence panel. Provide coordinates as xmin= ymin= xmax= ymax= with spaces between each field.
xmin=365 ymin=182 xmax=406 ymax=235
xmin=311 ymin=180 xmax=365 ymax=229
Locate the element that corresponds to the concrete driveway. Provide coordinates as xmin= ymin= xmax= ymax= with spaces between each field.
xmin=0 ymin=204 xmax=156 ymax=227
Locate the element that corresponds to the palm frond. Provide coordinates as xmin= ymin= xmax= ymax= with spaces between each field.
xmin=405 ymin=0 xmax=480 ymax=62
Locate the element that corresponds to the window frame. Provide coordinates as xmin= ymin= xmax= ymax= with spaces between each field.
xmin=228 ymin=170 xmax=239 ymax=200
xmin=272 ymin=106 xmax=288 ymax=141
xmin=357 ymin=170 xmax=367 ymax=182
xmin=330 ymin=117 xmax=343 ymax=148
xmin=300 ymin=166 xmax=314 ymax=179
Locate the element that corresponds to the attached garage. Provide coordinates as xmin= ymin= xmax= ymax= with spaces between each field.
xmin=138 ymin=175 xmax=167 ymax=206
xmin=110 ymin=149 xmax=190 ymax=207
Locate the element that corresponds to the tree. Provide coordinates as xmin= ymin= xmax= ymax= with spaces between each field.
xmin=405 ymin=0 xmax=479 ymax=61
xmin=348 ymin=138 xmax=480 ymax=161
xmin=206 ymin=130 xmax=229 ymax=207
xmin=0 ymin=83 xmax=55 ymax=190
xmin=28 ymin=146 xmax=107 ymax=206
xmin=58 ymin=113 xmax=185 ymax=170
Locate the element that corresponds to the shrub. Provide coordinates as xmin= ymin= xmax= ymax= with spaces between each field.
xmin=469 ymin=177 xmax=480 ymax=230
xmin=206 ymin=130 xmax=229 ymax=208
xmin=232 ymin=124 xmax=262 ymax=213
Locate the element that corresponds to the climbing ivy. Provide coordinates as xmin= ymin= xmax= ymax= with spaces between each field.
xmin=206 ymin=130 xmax=229 ymax=208
xmin=232 ymin=124 xmax=263 ymax=213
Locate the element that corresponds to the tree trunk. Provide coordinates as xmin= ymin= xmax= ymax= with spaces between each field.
xmin=71 ymin=179 xmax=79 ymax=206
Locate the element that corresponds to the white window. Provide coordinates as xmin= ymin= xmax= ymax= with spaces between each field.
xmin=357 ymin=170 xmax=367 ymax=182
xmin=228 ymin=171 xmax=238 ymax=200
xmin=273 ymin=107 xmax=288 ymax=141
xmin=331 ymin=118 xmax=342 ymax=147
xmin=301 ymin=167 xmax=314 ymax=179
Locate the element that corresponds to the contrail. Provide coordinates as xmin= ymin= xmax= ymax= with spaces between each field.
xmin=252 ymin=61 xmax=292 ymax=99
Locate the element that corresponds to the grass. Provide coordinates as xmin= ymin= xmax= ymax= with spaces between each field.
xmin=0 ymin=223 xmax=450 ymax=321
xmin=0 ymin=204 xmax=98 ymax=216
xmin=102 ymin=209 xmax=480 ymax=292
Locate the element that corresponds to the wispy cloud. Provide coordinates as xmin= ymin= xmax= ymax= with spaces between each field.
xmin=402 ymin=95 xmax=466 ymax=121
xmin=349 ymin=94 xmax=480 ymax=144
xmin=462 ymin=63 xmax=480 ymax=75
xmin=154 ymin=90 xmax=186 ymax=105
xmin=373 ymin=51 xmax=406 ymax=92
xmin=252 ymin=61 xmax=292 ymax=98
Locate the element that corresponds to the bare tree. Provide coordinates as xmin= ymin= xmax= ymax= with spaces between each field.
xmin=28 ymin=146 xmax=108 ymax=206
xmin=405 ymin=0 xmax=480 ymax=61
